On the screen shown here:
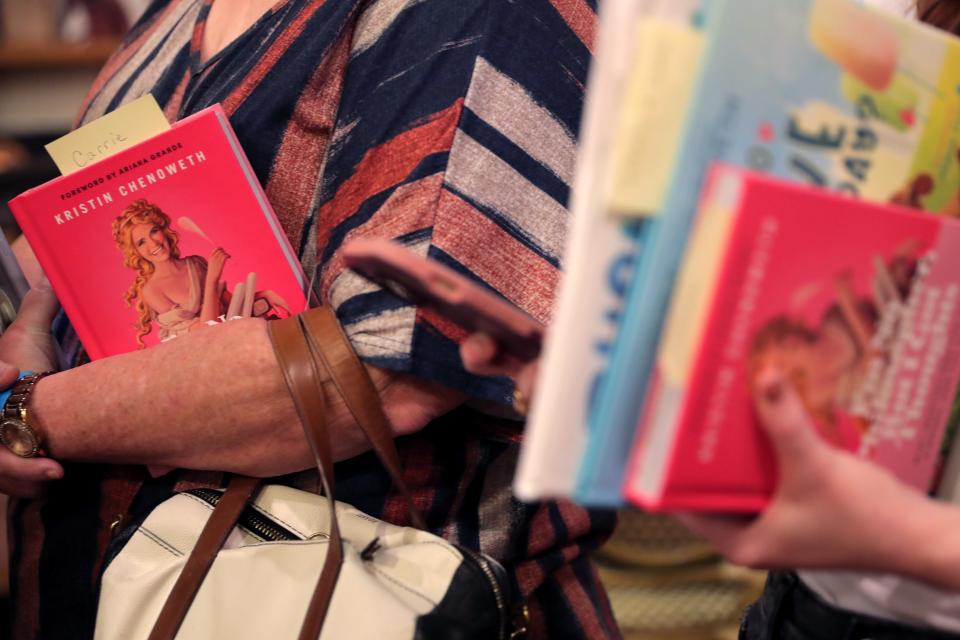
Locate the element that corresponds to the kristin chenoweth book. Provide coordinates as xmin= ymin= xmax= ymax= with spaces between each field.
xmin=9 ymin=105 xmax=307 ymax=360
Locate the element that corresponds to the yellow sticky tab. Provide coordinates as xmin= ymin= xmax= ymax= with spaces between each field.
xmin=659 ymin=170 xmax=742 ymax=386
xmin=606 ymin=21 xmax=704 ymax=218
xmin=45 ymin=94 xmax=171 ymax=176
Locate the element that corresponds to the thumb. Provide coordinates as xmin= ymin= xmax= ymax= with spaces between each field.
xmin=753 ymin=368 xmax=825 ymax=469
xmin=13 ymin=280 xmax=60 ymax=333
xmin=460 ymin=333 xmax=500 ymax=375
xmin=675 ymin=512 xmax=754 ymax=554
xmin=0 ymin=361 xmax=20 ymax=388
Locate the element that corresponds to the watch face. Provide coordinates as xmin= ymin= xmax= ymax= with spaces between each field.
xmin=0 ymin=419 xmax=39 ymax=457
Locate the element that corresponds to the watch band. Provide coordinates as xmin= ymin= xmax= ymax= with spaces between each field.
xmin=0 ymin=371 xmax=54 ymax=457
xmin=0 ymin=370 xmax=33 ymax=409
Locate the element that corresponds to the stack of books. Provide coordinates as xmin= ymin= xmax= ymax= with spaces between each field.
xmin=518 ymin=0 xmax=960 ymax=511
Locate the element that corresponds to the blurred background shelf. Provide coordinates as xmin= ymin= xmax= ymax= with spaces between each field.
xmin=0 ymin=37 xmax=119 ymax=70
xmin=0 ymin=0 xmax=146 ymax=135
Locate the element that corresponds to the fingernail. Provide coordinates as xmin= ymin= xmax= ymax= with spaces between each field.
xmin=475 ymin=333 xmax=496 ymax=352
xmin=762 ymin=380 xmax=783 ymax=405
xmin=462 ymin=339 xmax=482 ymax=361
xmin=35 ymin=274 xmax=52 ymax=292
xmin=45 ymin=468 xmax=62 ymax=480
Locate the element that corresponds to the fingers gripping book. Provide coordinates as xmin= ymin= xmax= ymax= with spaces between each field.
xmin=630 ymin=165 xmax=960 ymax=511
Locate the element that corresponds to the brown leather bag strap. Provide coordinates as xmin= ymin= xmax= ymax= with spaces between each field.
xmin=148 ymin=315 xmax=346 ymax=640
xmin=147 ymin=474 xmax=260 ymax=640
xmin=268 ymin=315 xmax=345 ymax=640
xmin=299 ymin=306 xmax=426 ymax=530
xmin=148 ymin=306 xmax=424 ymax=640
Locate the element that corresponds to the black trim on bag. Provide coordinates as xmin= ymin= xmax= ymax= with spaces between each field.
xmin=415 ymin=549 xmax=511 ymax=640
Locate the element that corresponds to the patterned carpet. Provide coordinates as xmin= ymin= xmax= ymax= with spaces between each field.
xmin=596 ymin=510 xmax=766 ymax=640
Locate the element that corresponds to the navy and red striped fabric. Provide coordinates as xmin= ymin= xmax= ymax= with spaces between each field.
xmin=9 ymin=1 xmax=620 ymax=638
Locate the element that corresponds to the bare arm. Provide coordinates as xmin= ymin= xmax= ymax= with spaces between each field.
xmin=11 ymin=299 xmax=463 ymax=478
xmin=460 ymin=332 xmax=960 ymax=592
xmin=677 ymin=368 xmax=960 ymax=592
xmin=679 ymin=454 xmax=960 ymax=592
xmin=891 ymin=499 xmax=960 ymax=591
xmin=200 ymin=249 xmax=229 ymax=323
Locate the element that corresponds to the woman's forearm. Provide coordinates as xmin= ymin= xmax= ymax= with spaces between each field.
xmin=864 ymin=476 xmax=960 ymax=590
xmin=199 ymin=280 xmax=222 ymax=323
xmin=29 ymin=318 xmax=462 ymax=476
xmin=891 ymin=498 xmax=960 ymax=591
xmin=36 ymin=319 xmax=315 ymax=475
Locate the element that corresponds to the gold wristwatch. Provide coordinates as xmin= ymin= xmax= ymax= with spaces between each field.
xmin=0 ymin=372 xmax=53 ymax=458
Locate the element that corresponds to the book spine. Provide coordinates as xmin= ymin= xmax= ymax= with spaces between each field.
xmin=581 ymin=0 xmax=719 ymax=502
xmin=8 ymin=198 xmax=104 ymax=360
xmin=517 ymin=0 xmax=704 ymax=503
xmin=513 ymin=0 xmax=653 ymax=501
xmin=514 ymin=218 xmax=641 ymax=500
xmin=625 ymin=167 xmax=743 ymax=505
xmin=574 ymin=2 xmax=719 ymax=505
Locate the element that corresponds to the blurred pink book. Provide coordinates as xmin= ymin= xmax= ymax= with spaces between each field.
xmin=629 ymin=164 xmax=960 ymax=512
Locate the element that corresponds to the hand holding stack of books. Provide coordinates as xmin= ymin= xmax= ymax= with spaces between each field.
xmin=516 ymin=0 xmax=960 ymax=513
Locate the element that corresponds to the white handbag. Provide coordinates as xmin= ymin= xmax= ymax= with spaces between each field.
xmin=94 ymin=308 xmax=523 ymax=640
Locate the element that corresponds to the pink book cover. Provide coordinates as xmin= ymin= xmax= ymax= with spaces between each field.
xmin=8 ymin=105 xmax=307 ymax=360
xmin=628 ymin=165 xmax=960 ymax=512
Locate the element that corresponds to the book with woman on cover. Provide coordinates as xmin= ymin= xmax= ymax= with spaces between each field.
xmin=578 ymin=0 xmax=960 ymax=506
xmin=630 ymin=165 xmax=960 ymax=512
xmin=8 ymin=105 xmax=307 ymax=360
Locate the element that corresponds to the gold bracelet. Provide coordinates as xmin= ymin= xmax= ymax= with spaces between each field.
xmin=512 ymin=387 xmax=529 ymax=416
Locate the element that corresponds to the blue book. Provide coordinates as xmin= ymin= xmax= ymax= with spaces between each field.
xmin=575 ymin=0 xmax=960 ymax=505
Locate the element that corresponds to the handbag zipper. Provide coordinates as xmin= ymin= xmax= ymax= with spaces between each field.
xmin=189 ymin=489 xmax=516 ymax=636
xmin=186 ymin=488 xmax=304 ymax=542
xmin=459 ymin=546 xmax=511 ymax=640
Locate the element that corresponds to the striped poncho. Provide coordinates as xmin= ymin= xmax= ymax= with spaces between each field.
xmin=9 ymin=1 xmax=620 ymax=638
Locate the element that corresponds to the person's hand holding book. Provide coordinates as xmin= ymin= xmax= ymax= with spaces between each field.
xmin=0 ymin=277 xmax=63 ymax=496
xmin=460 ymin=331 xmax=960 ymax=589
xmin=676 ymin=368 xmax=960 ymax=591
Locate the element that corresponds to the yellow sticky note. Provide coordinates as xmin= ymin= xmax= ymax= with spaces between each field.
xmin=658 ymin=169 xmax=743 ymax=386
xmin=45 ymin=94 xmax=171 ymax=176
xmin=607 ymin=21 xmax=704 ymax=218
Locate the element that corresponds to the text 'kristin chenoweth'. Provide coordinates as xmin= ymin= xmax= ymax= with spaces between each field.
xmin=53 ymin=143 xmax=207 ymax=226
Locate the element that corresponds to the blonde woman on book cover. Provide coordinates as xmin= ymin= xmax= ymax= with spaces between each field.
xmin=0 ymin=1 xmax=619 ymax=638
xmin=113 ymin=199 xmax=229 ymax=346
xmin=113 ymin=199 xmax=292 ymax=347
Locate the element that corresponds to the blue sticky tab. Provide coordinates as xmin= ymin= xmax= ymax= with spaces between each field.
xmin=0 ymin=371 xmax=33 ymax=412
